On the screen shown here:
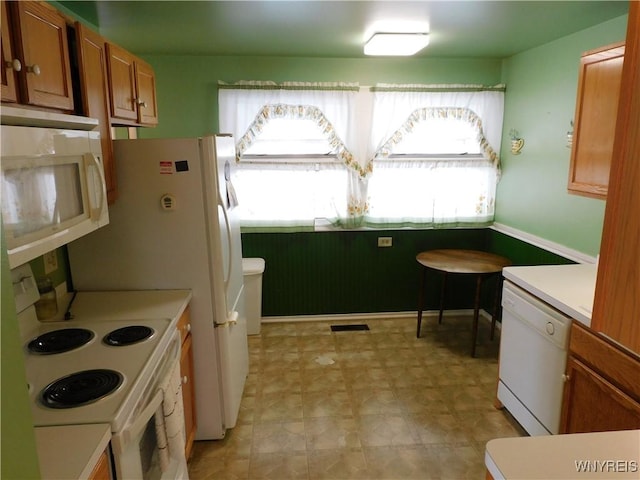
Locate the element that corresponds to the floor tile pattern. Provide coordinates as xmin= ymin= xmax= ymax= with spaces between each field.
xmin=188 ymin=315 xmax=526 ymax=479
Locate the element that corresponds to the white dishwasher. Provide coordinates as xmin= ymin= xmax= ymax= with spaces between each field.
xmin=498 ymin=280 xmax=571 ymax=436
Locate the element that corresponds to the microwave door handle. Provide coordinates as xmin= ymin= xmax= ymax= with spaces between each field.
xmin=83 ymin=153 xmax=107 ymax=221
xmin=111 ymin=390 xmax=163 ymax=455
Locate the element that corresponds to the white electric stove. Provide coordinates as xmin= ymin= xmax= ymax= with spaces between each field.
xmin=13 ymin=264 xmax=188 ymax=479
xmin=21 ymin=306 xmax=174 ymax=431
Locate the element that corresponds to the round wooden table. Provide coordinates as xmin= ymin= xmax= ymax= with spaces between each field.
xmin=416 ymin=249 xmax=512 ymax=357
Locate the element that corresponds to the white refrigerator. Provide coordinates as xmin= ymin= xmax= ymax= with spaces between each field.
xmin=68 ymin=135 xmax=249 ymax=440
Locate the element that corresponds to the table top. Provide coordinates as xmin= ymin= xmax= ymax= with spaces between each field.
xmin=416 ymin=249 xmax=512 ymax=274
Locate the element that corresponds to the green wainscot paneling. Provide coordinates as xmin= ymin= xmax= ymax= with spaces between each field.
xmin=486 ymin=230 xmax=574 ymax=266
xmin=241 ymin=228 xmax=575 ymax=318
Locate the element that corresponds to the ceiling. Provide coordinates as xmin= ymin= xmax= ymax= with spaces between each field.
xmin=60 ymin=1 xmax=629 ymax=59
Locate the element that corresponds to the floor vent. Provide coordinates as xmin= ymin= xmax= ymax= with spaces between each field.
xmin=330 ymin=324 xmax=370 ymax=332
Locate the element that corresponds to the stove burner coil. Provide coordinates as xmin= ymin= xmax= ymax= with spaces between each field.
xmin=27 ymin=328 xmax=94 ymax=354
xmin=103 ymin=325 xmax=154 ymax=346
xmin=40 ymin=369 xmax=123 ymax=409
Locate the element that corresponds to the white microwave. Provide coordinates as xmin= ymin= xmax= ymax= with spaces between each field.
xmin=1 ymin=107 xmax=109 ymax=268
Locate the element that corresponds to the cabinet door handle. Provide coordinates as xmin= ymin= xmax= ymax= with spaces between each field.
xmin=5 ymin=59 xmax=22 ymax=72
xmin=182 ymin=375 xmax=188 ymax=385
xmin=136 ymin=98 xmax=147 ymax=108
xmin=562 ymin=374 xmax=570 ymax=383
xmin=26 ymin=64 xmax=41 ymax=76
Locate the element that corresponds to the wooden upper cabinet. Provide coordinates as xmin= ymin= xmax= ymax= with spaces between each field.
xmin=8 ymin=1 xmax=74 ymax=111
xmin=75 ymin=23 xmax=117 ymax=204
xmin=106 ymin=41 xmax=158 ymax=126
xmin=106 ymin=42 xmax=137 ymax=122
xmin=134 ymin=58 xmax=158 ymax=125
xmin=568 ymin=42 xmax=625 ymax=199
xmin=1 ymin=0 xmax=19 ymax=102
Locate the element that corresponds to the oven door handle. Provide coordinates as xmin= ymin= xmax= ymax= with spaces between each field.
xmin=111 ymin=390 xmax=164 ymax=455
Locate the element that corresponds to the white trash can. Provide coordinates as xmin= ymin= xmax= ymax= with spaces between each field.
xmin=242 ymin=258 xmax=265 ymax=335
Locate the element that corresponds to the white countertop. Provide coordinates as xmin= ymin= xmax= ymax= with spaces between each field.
xmin=502 ymin=263 xmax=597 ymax=326
xmin=486 ymin=429 xmax=640 ymax=479
xmin=57 ymin=289 xmax=192 ymax=325
xmin=35 ymin=424 xmax=111 ymax=480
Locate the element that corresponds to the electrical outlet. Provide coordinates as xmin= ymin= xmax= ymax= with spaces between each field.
xmin=43 ymin=250 xmax=58 ymax=274
xmin=377 ymin=236 xmax=392 ymax=247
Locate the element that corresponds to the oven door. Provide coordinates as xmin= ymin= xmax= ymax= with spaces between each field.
xmin=110 ymin=333 xmax=188 ymax=480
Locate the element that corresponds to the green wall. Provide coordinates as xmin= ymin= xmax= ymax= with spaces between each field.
xmin=496 ymin=15 xmax=628 ymax=257
xmin=1 ymin=224 xmax=40 ymax=479
xmin=139 ymin=55 xmax=502 ymax=138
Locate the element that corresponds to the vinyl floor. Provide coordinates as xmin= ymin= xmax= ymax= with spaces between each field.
xmin=187 ymin=314 xmax=526 ymax=479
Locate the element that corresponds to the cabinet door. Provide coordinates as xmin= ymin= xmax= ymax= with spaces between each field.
xmin=591 ymin=3 xmax=640 ymax=354
xmin=12 ymin=1 xmax=74 ymax=111
xmin=568 ymin=42 xmax=625 ymax=199
xmin=560 ymin=355 xmax=640 ymax=433
xmin=1 ymin=0 xmax=18 ymax=102
xmin=88 ymin=448 xmax=112 ymax=480
xmin=75 ymin=23 xmax=117 ymax=204
xmin=134 ymin=59 xmax=158 ymax=125
xmin=106 ymin=42 xmax=137 ymax=122
xmin=180 ymin=333 xmax=197 ymax=460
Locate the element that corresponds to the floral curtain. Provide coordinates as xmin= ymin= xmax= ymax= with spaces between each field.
xmin=218 ymin=82 xmax=505 ymax=230
xmin=218 ymin=81 xmax=369 ymax=228
xmin=365 ymin=84 xmax=505 ymax=227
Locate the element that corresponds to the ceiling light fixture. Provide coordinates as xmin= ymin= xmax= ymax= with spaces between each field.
xmin=364 ymin=33 xmax=430 ymax=56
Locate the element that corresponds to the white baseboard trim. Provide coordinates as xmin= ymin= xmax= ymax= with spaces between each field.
xmin=491 ymin=223 xmax=596 ymax=265
xmin=262 ymin=308 xmax=499 ymax=328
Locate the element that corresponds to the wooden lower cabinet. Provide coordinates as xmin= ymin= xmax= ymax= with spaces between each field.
xmin=177 ymin=306 xmax=197 ymax=459
xmin=88 ymin=448 xmax=112 ymax=480
xmin=561 ymin=355 xmax=640 ymax=433
xmin=560 ymin=323 xmax=640 ymax=433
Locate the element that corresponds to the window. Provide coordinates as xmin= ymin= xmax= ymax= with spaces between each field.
xmin=367 ymin=110 xmax=497 ymax=227
xmin=241 ymin=117 xmax=336 ymax=157
xmin=232 ymin=115 xmax=349 ymax=230
xmin=219 ymin=82 xmax=504 ymax=231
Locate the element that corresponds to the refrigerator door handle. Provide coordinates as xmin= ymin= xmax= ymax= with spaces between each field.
xmin=219 ymin=195 xmax=233 ymax=296
xmin=217 ymin=311 xmax=238 ymax=328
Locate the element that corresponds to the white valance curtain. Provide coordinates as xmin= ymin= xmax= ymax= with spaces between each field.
xmin=368 ymin=84 xmax=505 ymax=166
xmin=219 ymin=81 xmax=363 ymax=168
